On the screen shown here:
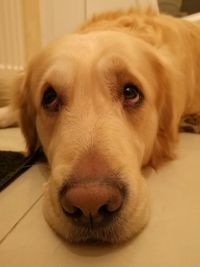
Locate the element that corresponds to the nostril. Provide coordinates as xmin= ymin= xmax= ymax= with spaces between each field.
xmin=98 ymin=204 xmax=111 ymax=216
xmin=67 ymin=207 xmax=83 ymax=219
xmin=60 ymin=196 xmax=83 ymax=218
xmin=98 ymin=199 xmax=122 ymax=217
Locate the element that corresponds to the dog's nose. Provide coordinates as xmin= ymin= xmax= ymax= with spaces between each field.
xmin=60 ymin=182 xmax=123 ymax=227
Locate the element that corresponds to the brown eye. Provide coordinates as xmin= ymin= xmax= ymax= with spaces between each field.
xmin=123 ymin=84 xmax=143 ymax=107
xmin=42 ymin=86 xmax=61 ymax=112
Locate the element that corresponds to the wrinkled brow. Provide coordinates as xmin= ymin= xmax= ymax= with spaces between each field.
xmin=97 ymin=56 xmax=143 ymax=98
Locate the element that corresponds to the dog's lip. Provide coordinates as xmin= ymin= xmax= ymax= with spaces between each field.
xmin=67 ymin=222 xmax=121 ymax=243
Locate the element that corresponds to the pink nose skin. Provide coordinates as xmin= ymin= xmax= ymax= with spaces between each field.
xmin=60 ymin=182 xmax=123 ymax=227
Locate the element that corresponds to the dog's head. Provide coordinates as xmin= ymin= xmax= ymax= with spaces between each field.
xmin=17 ymin=31 xmax=179 ymax=243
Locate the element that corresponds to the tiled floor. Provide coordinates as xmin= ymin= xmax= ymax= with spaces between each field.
xmin=0 ymin=128 xmax=200 ymax=267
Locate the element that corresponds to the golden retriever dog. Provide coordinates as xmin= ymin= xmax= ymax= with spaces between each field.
xmin=0 ymin=7 xmax=200 ymax=243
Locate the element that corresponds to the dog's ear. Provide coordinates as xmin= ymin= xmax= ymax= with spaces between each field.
xmin=13 ymin=72 xmax=38 ymax=155
xmin=150 ymin=58 xmax=180 ymax=168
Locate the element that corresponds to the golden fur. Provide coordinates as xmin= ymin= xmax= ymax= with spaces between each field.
xmin=0 ymin=7 xmax=200 ymax=243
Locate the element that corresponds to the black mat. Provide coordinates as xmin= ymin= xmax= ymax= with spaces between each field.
xmin=0 ymin=148 xmax=44 ymax=191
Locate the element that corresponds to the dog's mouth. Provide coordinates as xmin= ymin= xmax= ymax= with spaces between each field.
xmin=66 ymin=220 xmax=122 ymax=244
xmin=54 ymin=176 xmax=127 ymax=243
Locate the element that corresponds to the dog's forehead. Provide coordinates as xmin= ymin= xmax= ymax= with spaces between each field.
xmin=28 ymin=30 xmax=161 ymax=107
xmin=53 ymin=31 xmax=131 ymax=54
xmin=43 ymin=31 xmax=149 ymax=64
xmin=31 ymin=31 xmax=156 ymax=82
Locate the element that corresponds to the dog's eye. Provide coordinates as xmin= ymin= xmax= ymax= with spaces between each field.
xmin=42 ymin=86 xmax=61 ymax=112
xmin=123 ymin=84 xmax=143 ymax=107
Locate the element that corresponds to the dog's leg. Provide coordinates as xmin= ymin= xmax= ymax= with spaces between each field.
xmin=0 ymin=106 xmax=18 ymax=128
xmin=179 ymin=113 xmax=200 ymax=134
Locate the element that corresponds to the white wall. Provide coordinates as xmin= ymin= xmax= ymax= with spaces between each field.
xmin=39 ymin=0 xmax=158 ymax=45
xmin=0 ymin=0 xmax=158 ymax=71
xmin=0 ymin=0 xmax=25 ymax=71
xmin=86 ymin=0 xmax=158 ymax=17
xmin=40 ymin=0 xmax=86 ymax=45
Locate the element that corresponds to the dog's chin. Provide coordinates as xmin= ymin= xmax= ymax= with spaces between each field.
xmin=42 ymin=184 xmax=150 ymax=244
xmin=43 ymin=210 xmax=148 ymax=244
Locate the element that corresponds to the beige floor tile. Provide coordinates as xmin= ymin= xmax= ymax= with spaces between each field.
xmin=0 ymin=165 xmax=47 ymax=241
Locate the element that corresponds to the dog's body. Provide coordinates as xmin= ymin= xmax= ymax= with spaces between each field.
xmin=0 ymin=7 xmax=200 ymax=243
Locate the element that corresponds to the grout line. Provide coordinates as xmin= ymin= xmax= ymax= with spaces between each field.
xmin=0 ymin=193 xmax=43 ymax=245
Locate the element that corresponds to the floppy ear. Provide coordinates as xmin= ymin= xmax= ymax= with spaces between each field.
xmin=13 ymin=72 xmax=38 ymax=155
xmin=150 ymin=58 xmax=181 ymax=168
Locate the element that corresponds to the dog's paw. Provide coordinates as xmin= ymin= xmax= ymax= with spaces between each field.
xmin=179 ymin=113 xmax=200 ymax=134
xmin=0 ymin=106 xmax=18 ymax=128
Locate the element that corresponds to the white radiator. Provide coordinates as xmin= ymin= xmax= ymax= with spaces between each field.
xmin=0 ymin=0 xmax=25 ymax=71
